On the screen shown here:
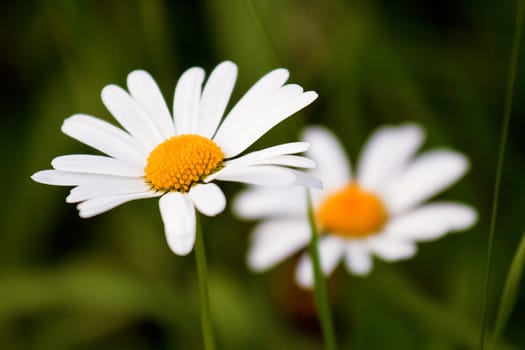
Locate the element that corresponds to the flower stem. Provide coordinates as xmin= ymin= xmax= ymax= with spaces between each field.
xmin=307 ymin=190 xmax=338 ymax=350
xmin=480 ymin=1 xmax=525 ymax=349
xmin=194 ymin=213 xmax=216 ymax=350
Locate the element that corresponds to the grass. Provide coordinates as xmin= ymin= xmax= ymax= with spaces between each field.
xmin=1 ymin=1 xmax=525 ymax=349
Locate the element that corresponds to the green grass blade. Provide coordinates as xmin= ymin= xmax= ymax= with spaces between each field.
xmin=480 ymin=1 xmax=525 ymax=348
xmin=489 ymin=230 xmax=525 ymax=350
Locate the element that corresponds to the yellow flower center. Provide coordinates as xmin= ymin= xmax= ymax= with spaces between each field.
xmin=144 ymin=134 xmax=224 ymax=192
xmin=317 ymin=182 xmax=388 ymax=238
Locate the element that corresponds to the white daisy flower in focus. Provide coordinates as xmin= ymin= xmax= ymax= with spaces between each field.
xmin=234 ymin=124 xmax=477 ymax=288
xmin=31 ymin=61 xmax=321 ymax=256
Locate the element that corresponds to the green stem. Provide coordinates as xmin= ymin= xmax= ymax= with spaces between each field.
xmin=480 ymin=1 xmax=524 ymax=349
xmin=307 ymin=190 xmax=338 ymax=350
xmin=194 ymin=214 xmax=216 ymax=350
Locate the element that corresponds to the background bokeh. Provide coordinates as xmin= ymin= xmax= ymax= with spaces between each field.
xmin=1 ymin=0 xmax=524 ymax=349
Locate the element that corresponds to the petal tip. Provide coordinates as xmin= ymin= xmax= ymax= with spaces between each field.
xmin=78 ymin=210 xmax=94 ymax=219
xmin=295 ymin=273 xmax=314 ymax=290
xmin=65 ymin=192 xmax=76 ymax=203
xmin=217 ymin=60 xmax=238 ymax=70
xmin=169 ymin=240 xmax=194 ymax=256
xmin=30 ymin=170 xmax=51 ymax=184
xmin=246 ymin=254 xmax=267 ymax=273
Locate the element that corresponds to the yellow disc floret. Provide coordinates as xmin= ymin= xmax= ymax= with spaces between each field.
xmin=317 ymin=182 xmax=388 ymax=238
xmin=145 ymin=134 xmax=224 ymax=192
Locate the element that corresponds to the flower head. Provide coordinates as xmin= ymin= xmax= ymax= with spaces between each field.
xmin=234 ymin=124 xmax=477 ymax=288
xmin=32 ymin=61 xmax=320 ymax=256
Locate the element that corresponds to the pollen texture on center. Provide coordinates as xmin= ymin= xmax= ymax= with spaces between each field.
xmin=145 ymin=134 xmax=224 ymax=192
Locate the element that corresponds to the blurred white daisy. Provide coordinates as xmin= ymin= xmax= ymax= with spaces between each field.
xmin=234 ymin=124 xmax=477 ymax=288
xmin=32 ymin=61 xmax=320 ymax=256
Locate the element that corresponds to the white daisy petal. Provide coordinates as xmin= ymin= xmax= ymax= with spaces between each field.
xmin=368 ymin=236 xmax=417 ymax=261
xmin=242 ymin=155 xmax=317 ymax=169
xmin=127 ymin=70 xmax=176 ymax=139
xmin=159 ymin=192 xmax=196 ymax=256
xmin=215 ymin=87 xmax=318 ymax=158
xmin=215 ymin=84 xmax=304 ymax=155
xmin=61 ymin=114 xmax=147 ymax=165
xmin=382 ymin=150 xmax=469 ymax=214
xmin=197 ymin=61 xmax=238 ymax=138
xmin=218 ymin=143 xmax=319 ymax=187
xmin=213 ymin=68 xmax=289 ymax=152
xmin=344 ymin=241 xmax=373 ymax=276
xmin=384 ymin=202 xmax=477 ymax=241
xmin=302 ymin=126 xmax=351 ymax=191
xmin=248 ymin=219 xmax=311 ymax=271
xmin=295 ymin=236 xmax=345 ymax=288
xmin=101 ymin=85 xmax=164 ymax=149
xmin=207 ymin=165 xmax=297 ymax=187
xmin=309 ymin=187 xmax=326 ymax=206
xmin=224 ymin=142 xmax=311 ymax=167
xmin=357 ymin=123 xmax=423 ymax=192
xmin=51 ymin=155 xmax=144 ymax=177
xmin=77 ymin=191 xmax=160 ymax=218
xmin=233 ymin=187 xmax=306 ymax=219
xmin=295 ymin=256 xmax=315 ymax=288
xmin=66 ymin=178 xmax=150 ymax=203
xmin=31 ymin=170 xmax=135 ymax=186
xmin=173 ymin=67 xmax=205 ymax=135
xmin=291 ymin=170 xmax=323 ymax=189
xmin=189 ymin=183 xmax=226 ymax=217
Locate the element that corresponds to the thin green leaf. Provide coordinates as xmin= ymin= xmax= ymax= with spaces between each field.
xmin=480 ymin=0 xmax=525 ymax=348
xmin=490 ymin=230 xmax=525 ymax=350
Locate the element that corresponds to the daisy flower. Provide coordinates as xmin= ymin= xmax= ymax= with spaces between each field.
xmin=234 ymin=124 xmax=477 ymax=288
xmin=32 ymin=61 xmax=320 ymax=256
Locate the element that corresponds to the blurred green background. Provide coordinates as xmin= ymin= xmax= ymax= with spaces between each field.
xmin=1 ymin=0 xmax=524 ymax=349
